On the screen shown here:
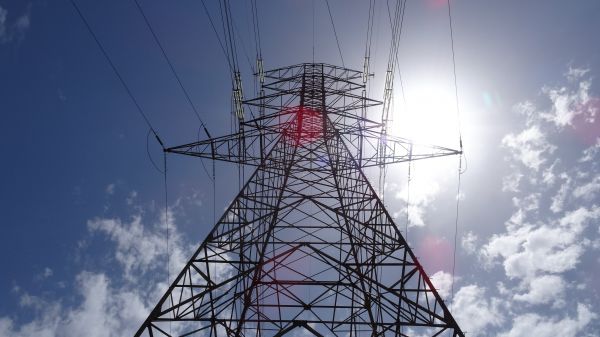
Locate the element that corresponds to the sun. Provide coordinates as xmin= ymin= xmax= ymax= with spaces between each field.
xmin=383 ymin=81 xmax=465 ymax=193
xmin=389 ymin=83 xmax=461 ymax=149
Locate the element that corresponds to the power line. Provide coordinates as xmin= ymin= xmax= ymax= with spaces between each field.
xmin=324 ymin=0 xmax=345 ymax=68
xmin=447 ymin=0 xmax=465 ymax=309
xmin=220 ymin=0 xmax=240 ymax=74
xmin=162 ymin=151 xmax=172 ymax=335
xmin=147 ymin=129 xmax=165 ymax=174
xmin=71 ymin=4 xmax=173 ymax=306
xmin=378 ymin=0 xmax=407 ymax=200
xmin=218 ymin=0 xmax=233 ymax=71
xmin=364 ymin=0 xmax=376 ymax=60
xmin=363 ymin=0 xmax=375 ymax=84
xmin=450 ymin=155 xmax=462 ymax=310
xmin=312 ymin=0 xmax=315 ymax=63
xmin=405 ymin=149 xmax=412 ymax=241
xmin=385 ymin=0 xmax=408 ymax=112
xmin=219 ymin=0 xmax=245 ymax=124
xmin=199 ymin=0 xmax=233 ymax=74
xmin=447 ymin=0 xmax=463 ymax=148
xmin=250 ymin=0 xmax=262 ymax=59
xmin=231 ymin=15 xmax=256 ymax=73
xmin=70 ymin=0 xmax=163 ymax=145
xmin=250 ymin=0 xmax=264 ymax=98
xmin=133 ymin=0 xmax=210 ymax=137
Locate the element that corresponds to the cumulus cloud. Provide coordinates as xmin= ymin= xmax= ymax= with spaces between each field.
xmin=35 ymin=267 xmax=53 ymax=280
xmin=503 ymin=224 xmax=583 ymax=279
xmin=87 ymin=208 xmax=193 ymax=282
xmin=461 ymin=231 xmax=478 ymax=255
xmin=0 ymin=271 xmax=154 ymax=337
xmin=0 ymin=7 xmax=6 ymax=38
xmin=540 ymin=67 xmax=594 ymax=127
xmin=0 ymin=4 xmax=30 ymax=44
xmin=502 ymin=125 xmax=556 ymax=171
xmin=484 ymin=205 xmax=598 ymax=289
xmin=572 ymin=174 xmax=600 ymax=200
xmin=482 ymin=224 xmax=530 ymax=266
xmin=430 ymin=270 xmax=453 ymax=299
xmin=502 ymin=171 xmax=524 ymax=192
xmin=541 ymin=160 xmax=559 ymax=186
xmin=475 ymin=65 xmax=600 ymax=336
xmin=513 ymin=275 xmax=565 ymax=306
xmin=550 ymin=174 xmax=570 ymax=213
xmin=578 ymin=138 xmax=600 ymax=163
xmin=394 ymin=179 xmax=440 ymax=227
xmin=0 ymin=203 xmax=192 ymax=336
xmin=565 ymin=66 xmax=590 ymax=81
xmin=126 ymin=190 xmax=138 ymax=205
xmin=498 ymin=303 xmax=595 ymax=337
xmin=452 ymin=285 xmax=504 ymax=336
xmin=105 ymin=183 xmax=115 ymax=195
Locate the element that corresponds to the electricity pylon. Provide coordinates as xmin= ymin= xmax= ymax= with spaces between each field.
xmin=135 ymin=63 xmax=464 ymax=337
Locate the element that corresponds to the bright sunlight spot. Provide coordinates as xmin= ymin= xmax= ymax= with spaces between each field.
xmin=390 ymin=82 xmax=461 ymax=149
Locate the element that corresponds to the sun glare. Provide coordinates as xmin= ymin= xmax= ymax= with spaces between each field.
xmin=390 ymin=84 xmax=461 ymax=149
xmin=384 ymin=82 xmax=464 ymax=193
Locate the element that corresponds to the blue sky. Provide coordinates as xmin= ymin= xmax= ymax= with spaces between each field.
xmin=1 ymin=0 xmax=599 ymax=336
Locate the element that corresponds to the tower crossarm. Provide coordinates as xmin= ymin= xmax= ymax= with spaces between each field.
xmin=166 ymin=124 xmax=461 ymax=168
xmin=338 ymin=129 xmax=462 ymax=167
xmin=164 ymin=127 xmax=280 ymax=166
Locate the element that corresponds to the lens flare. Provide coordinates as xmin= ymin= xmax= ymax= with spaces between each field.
xmin=283 ymin=106 xmax=323 ymax=146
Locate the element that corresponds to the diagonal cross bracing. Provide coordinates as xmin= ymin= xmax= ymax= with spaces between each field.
xmin=136 ymin=63 xmax=464 ymax=337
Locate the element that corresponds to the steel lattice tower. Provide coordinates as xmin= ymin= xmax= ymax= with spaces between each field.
xmin=136 ymin=63 xmax=464 ymax=337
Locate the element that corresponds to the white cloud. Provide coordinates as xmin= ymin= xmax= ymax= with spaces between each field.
xmin=126 ymin=190 xmax=138 ymax=205
xmin=579 ymin=138 xmax=600 ymax=163
xmin=105 ymin=183 xmax=115 ymax=195
xmin=502 ymin=125 xmax=555 ymax=171
xmin=513 ymin=275 xmax=565 ymax=306
xmin=0 ymin=206 xmax=188 ymax=337
xmin=461 ymin=231 xmax=478 ymax=255
xmin=37 ymin=267 xmax=53 ymax=280
xmin=502 ymin=223 xmax=584 ymax=280
xmin=559 ymin=206 xmax=600 ymax=236
xmin=87 ymin=208 xmax=191 ymax=282
xmin=482 ymin=225 xmax=531 ymax=266
xmin=572 ymin=175 xmax=600 ymax=200
xmin=539 ymin=67 xmax=594 ymax=128
xmin=0 ymin=272 xmax=153 ymax=337
xmin=394 ymin=179 xmax=440 ymax=227
xmin=542 ymin=160 xmax=559 ymax=186
xmin=430 ymin=270 xmax=453 ymax=299
xmin=502 ymin=171 xmax=523 ymax=192
xmin=0 ymin=7 xmax=6 ymax=40
xmin=14 ymin=10 xmax=29 ymax=33
xmin=0 ymin=4 xmax=30 ymax=44
xmin=0 ymin=189 xmax=240 ymax=337
xmin=452 ymin=285 xmax=504 ymax=336
xmin=512 ymin=193 xmax=540 ymax=212
xmin=565 ymin=66 xmax=590 ymax=81
xmin=550 ymin=174 xmax=570 ymax=213
xmin=479 ymin=65 xmax=600 ymax=337
xmin=513 ymin=100 xmax=541 ymax=128
xmin=498 ymin=303 xmax=595 ymax=337
xmin=483 ymin=206 xmax=598 ymax=283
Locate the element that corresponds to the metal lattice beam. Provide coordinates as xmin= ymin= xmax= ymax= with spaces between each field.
xmin=136 ymin=63 xmax=464 ymax=337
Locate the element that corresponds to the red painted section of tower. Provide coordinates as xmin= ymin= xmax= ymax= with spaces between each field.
xmin=283 ymin=106 xmax=323 ymax=146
